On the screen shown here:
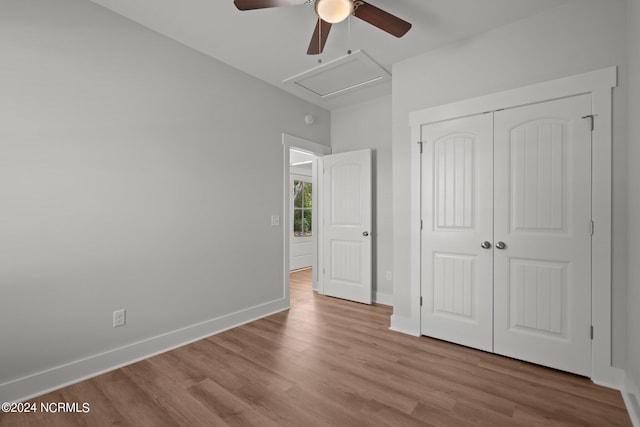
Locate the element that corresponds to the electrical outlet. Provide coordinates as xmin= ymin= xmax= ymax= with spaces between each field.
xmin=271 ymin=215 xmax=280 ymax=226
xmin=113 ymin=309 xmax=126 ymax=328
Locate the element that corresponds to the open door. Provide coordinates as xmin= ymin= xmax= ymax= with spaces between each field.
xmin=319 ymin=149 xmax=372 ymax=304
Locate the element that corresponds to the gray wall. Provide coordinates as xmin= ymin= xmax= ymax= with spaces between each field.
xmin=331 ymin=96 xmax=393 ymax=304
xmin=0 ymin=0 xmax=329 ymax=400
xmin=391 ymin=0 xmax=629 ymax=366
xmin=626 ymin=0 xmax=640 ymax=402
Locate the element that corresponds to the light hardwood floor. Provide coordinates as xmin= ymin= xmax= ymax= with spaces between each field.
xmin=1 ymin=268 xmax=631 ymax=426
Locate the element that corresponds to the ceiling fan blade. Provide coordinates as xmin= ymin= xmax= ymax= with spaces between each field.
xmin=233 ymin=0 xmax=308 ymax=11
xmin=353 ymin=1 xmax=411 ymax=37
xmin=307 ymin=19 xmax=332 ymax=55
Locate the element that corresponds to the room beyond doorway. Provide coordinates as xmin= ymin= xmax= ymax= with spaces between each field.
xmin=290 ymin=170 xmax=314 ymax=271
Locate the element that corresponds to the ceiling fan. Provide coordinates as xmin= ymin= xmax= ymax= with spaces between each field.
xmin=233 ymin=0 xmax=412 ymax=55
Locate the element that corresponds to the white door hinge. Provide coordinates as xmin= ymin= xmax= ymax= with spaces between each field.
xmin=590 ymin=220 xmax=595 ymax=236
xmin=420 ymin=219 xmax=423 ymax=230
xmin=591 ymin=325 xmax=594 ymax=340
xmin=417 ymin=141 xmax=423 ymax=154
xmin=420 ymin=296 xmax=423 ymax=306
xmin=582 ymin=114 xmax=595 ymax=131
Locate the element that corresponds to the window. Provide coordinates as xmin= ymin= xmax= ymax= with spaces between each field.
xmin=293 ymin=180 xmax=312 ymax=237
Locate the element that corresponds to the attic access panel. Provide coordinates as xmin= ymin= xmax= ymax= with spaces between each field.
xmin=283 ymin=50 xmax=390 ymax=99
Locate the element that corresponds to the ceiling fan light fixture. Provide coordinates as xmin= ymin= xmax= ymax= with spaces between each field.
xmin=314 ymin=0 xmax=353 ymax=24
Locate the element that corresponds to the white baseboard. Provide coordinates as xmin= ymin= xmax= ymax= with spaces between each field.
xmin=373 ymin=291 xmax=393 ymax=306
xmin=0 ymin=298 xmax=289 ymax=403
xmin=592 ymin=366 xmax=625 ymax=390
xmin=389 ymin=314 xmax=420 ymax=336
xmin=624 ymin=374 xmax=640 ymax=427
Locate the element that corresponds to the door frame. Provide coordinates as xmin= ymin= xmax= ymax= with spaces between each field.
xmin=282 ymin=134 xmax=331 ymax=305
xmin=407 ymin=67 xmax=620 ymax=386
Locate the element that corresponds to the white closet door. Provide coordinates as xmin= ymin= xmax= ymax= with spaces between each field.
xmin=493 ymin=94 xmax=592 ymax=376
xmin=321 ymin=149 xmax=372 ymax=304
xmin=421 ymin=114 xmax=494 ymax=352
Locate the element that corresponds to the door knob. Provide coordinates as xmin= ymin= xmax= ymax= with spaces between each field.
xmin=481 ymin=241 xmax=491 ymax=249
xmin=496 ymin=241 xmax=506 ymax=250
xmin=363 ymin=231 xmax=369 ymax=237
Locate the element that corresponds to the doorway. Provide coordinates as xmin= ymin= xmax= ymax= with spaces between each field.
xmin=282 ymin=134 xmax=374 ymax=307
xmin=282 ymin=134 xmax=331 ymax=305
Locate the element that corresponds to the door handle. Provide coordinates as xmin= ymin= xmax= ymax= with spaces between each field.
xmin=481 ymin=241 xmax=491 ymax=249
xmin=496 ymin=241 xmax=506 ymax=250
xmin=363 ymin=231 xmax=369 ymax=237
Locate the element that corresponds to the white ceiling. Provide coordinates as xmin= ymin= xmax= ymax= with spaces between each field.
xmin=89 ymin=0 xmax=578 ymax=110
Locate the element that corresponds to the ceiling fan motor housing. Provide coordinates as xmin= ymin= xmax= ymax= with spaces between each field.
xmin=314 ymin=0 xmax=354 ymax=24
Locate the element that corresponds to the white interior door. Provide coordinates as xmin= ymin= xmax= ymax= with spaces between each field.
xmin=320 ymin=149 xmax=372 ymax=304
xmin=420 ymin=114 xmax=494 ymax=352
xmin=493 ymin=94 xmax=592 ymax=376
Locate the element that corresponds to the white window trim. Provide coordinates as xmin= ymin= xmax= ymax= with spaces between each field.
xmin=405 ymin=66 xmax=621 ymax=387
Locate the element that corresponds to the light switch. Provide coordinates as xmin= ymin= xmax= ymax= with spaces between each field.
xmin=271 ymin=215 xmax=280 ymax=226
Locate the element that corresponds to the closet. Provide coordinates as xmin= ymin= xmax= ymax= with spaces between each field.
xmin=420 ymin=94 xmax=592 ymax=376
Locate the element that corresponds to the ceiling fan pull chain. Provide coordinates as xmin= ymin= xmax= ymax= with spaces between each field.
xmin=318 ymin=17 xmax=323 ymax=63
xmin=347 ymin=15 xmax=352 ymax=55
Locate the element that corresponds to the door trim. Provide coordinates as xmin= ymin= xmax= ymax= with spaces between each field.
xmin=282 ymin=134 xmax=331 ymax=305
xmin=405 ymin=67 xmax=621 ymax=386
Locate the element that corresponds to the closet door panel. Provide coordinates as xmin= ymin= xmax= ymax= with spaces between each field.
xmin=493 ymin=94 xmax=592 ymax=376
xmin=421 ymin=114 xmax=494 ymax=352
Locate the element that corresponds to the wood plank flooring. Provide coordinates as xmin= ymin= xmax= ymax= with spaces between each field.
xmin=1 ymin=268 xmax=631 ymax=426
